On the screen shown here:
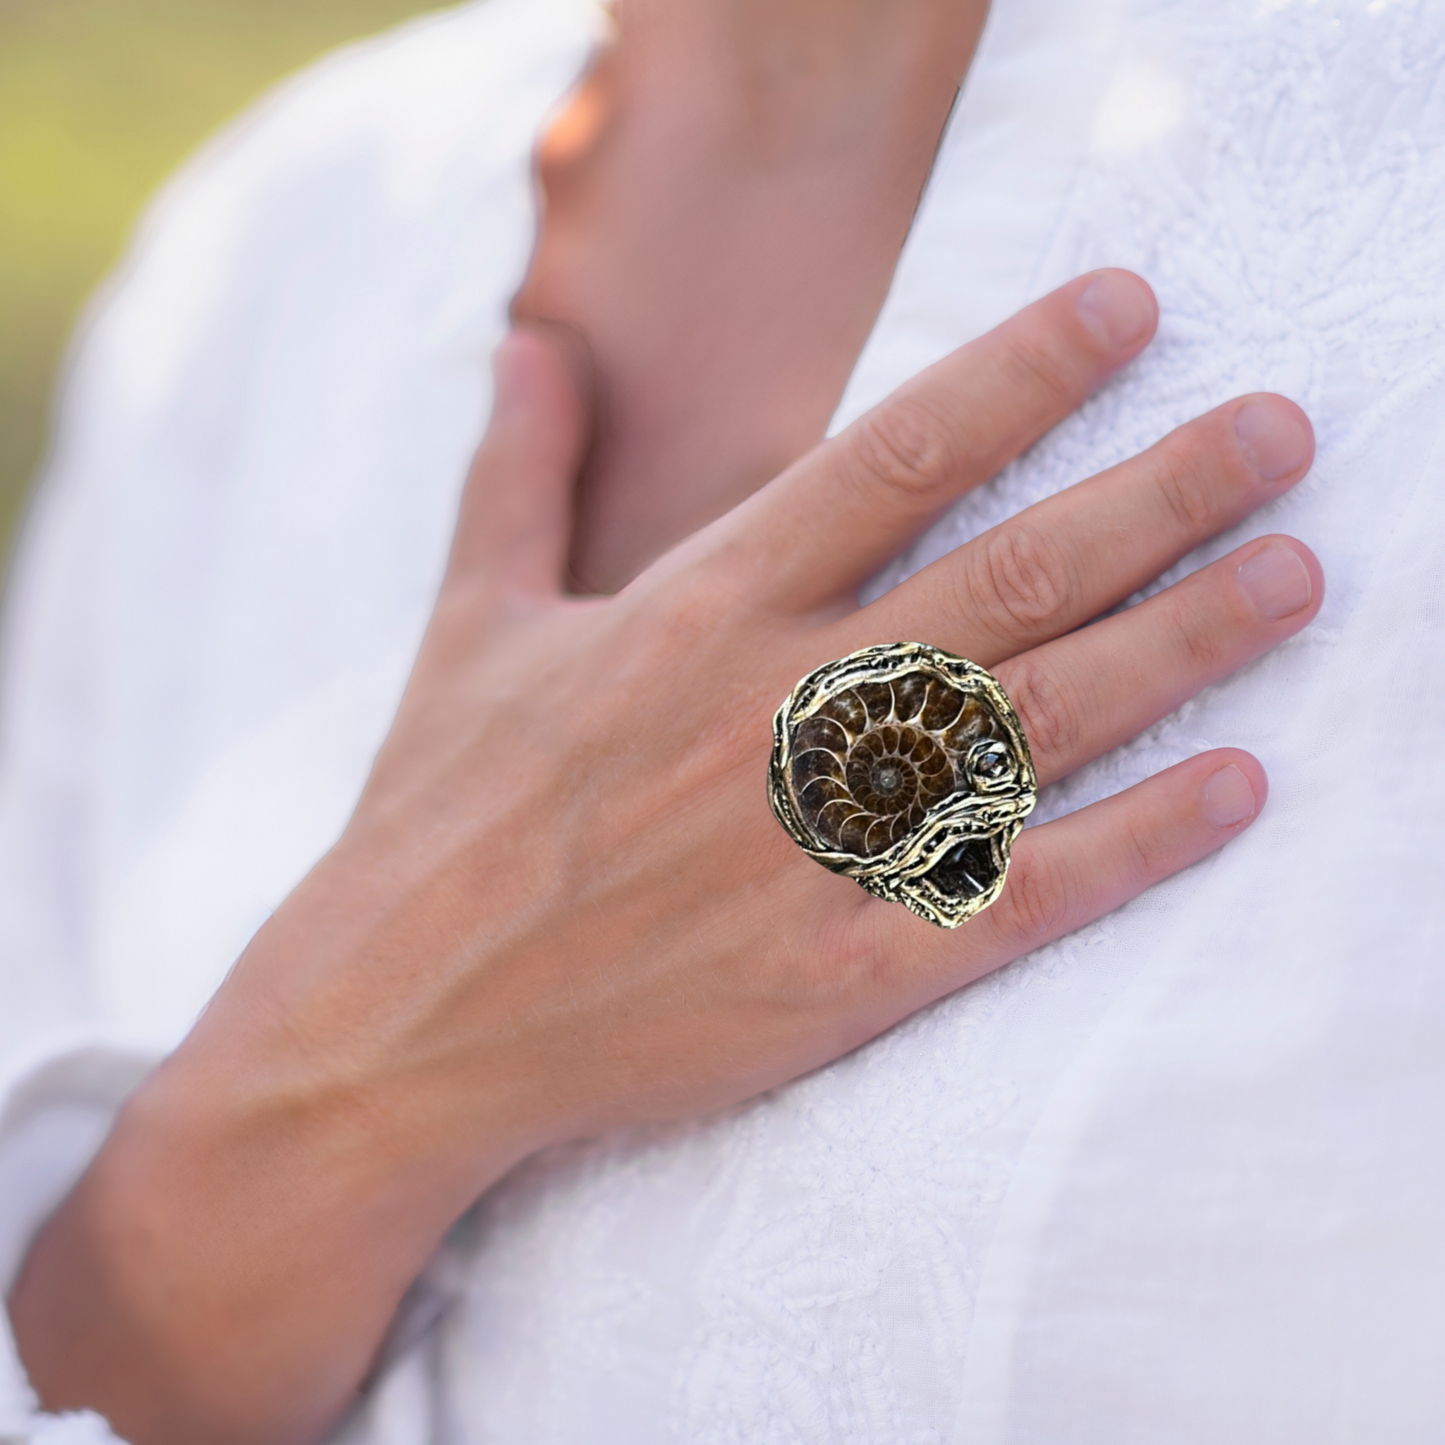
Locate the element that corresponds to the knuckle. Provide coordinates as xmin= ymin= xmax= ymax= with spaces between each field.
xmin=1000 ymin=846 xmax=1076 ymax=951
xmin=427 ymin=576 xmax=495 ymax=654
xmin=1001 ymin=656 xmax=1081 ymax=768
xmin=1118 ymin=816 xmax=1164 ymax=890
xmin=968 ymin=524 xmax=1075 ymax=634
xmin=1002 ymin=331 xmax=1080 ymax=414
xmin=825 ymin=901 xmax=899 ymax=999
xmin=659 ymin=568 xmax=723 ymax=642
xmin=1169 ymin=593 xmax=1227 ymax=675
xmin=1151 ymin=435 xmax=1226 ymax=535
xmin=850 ymin=398 xmax=958 ymax=505
xmin=610 ymin=576 xmax=718 ymax=688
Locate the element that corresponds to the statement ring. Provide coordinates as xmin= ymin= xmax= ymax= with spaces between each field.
xmin=768 ymin=642 xmax=1038 ymax=929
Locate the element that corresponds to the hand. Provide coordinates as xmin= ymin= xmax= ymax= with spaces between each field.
xmin=11 ymin=272 xmax=1321 ymax=1445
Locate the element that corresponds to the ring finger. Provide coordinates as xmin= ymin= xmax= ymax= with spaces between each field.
xmin=991 ymin=533 xmax=1322 ymax=787
xmin=824 ymin=532 xmax=1321 ymax=794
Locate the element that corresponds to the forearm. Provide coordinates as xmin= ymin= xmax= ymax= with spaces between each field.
xmin=10 ymin=1070 xmax=409 ymax=1440
xmin=5 ymin=854 xmax=534 ymax=1445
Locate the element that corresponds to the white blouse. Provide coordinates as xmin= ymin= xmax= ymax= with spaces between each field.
xmin=3 ymin=0 xmax=1445 ymax=1439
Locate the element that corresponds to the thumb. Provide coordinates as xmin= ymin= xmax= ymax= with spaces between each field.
xmin=447 ymin=324 xmax=593 ymax=606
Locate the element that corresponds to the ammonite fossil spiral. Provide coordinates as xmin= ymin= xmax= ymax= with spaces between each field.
xmin=768 ymin=643 xmax=1037 ymax=928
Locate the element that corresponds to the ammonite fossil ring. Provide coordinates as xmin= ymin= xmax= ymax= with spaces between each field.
xmin=768 ymin=643 xmax=1038 ymax=929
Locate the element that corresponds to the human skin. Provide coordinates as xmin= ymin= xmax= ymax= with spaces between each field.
xmin=10 ymin=274 xmax=1321 ymax=1442
xmin=515 ymin=0 xmax=992 ymax=592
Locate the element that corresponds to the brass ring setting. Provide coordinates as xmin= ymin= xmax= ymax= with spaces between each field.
xmin=768 ymin=643 xmax=1038 ymax=928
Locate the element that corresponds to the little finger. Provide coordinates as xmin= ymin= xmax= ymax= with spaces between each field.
xmin=862 ymin=749 xmax=1267 ymax=1001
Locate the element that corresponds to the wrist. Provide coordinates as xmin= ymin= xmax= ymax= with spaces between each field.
xmin=11 ymin=1048 xmax=458 ymax=1442
xmin=156 ymin=854 xmax=548 ymax=1242
xmin=9 ymin=844 xmax=548 ymax=1443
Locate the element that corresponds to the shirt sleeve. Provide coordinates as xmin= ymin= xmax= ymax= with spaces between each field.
xmin=0 ymin=125 xmax=151 ymax=1413
xmin=0 ymin=1042 xmax=159 ymax=1442
xmin=0 ymin=242 xmax=144 ymax=1429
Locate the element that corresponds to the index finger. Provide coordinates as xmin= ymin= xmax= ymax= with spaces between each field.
xmin=709 ymin=271 xmax=1157 ymax=613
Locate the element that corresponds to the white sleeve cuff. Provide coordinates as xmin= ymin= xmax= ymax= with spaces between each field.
xmin=0 ymin=1036 xmax=159 ymax=1444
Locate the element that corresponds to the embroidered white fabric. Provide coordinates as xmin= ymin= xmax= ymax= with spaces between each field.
xmin=3 ymin=0 xmax=1445 ymax=1439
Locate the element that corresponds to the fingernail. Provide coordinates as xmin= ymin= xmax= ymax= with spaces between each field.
xmin=1237 ymin=542 xmax=1312 ymax=620
xmin=1234 ymin=398 xmax=1311 ymax=482
xmin=1076 ymin=271 xmax=1155 ymax=349
xmin=1202 ymin=763 xmax=1257 ymax=828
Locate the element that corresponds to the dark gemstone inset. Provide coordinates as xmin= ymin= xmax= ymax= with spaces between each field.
xmin=970 ymin=740 xmax=1012 ymax=782
xmin=925 ymin=837 xmax=1000 ymax=901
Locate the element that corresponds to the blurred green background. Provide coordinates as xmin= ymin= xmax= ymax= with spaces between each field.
xmin=0 ymin=0 xmax=439 ymax=561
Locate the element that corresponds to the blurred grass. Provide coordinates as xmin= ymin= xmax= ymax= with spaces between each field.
xmin=0 ymin=0 xmax=440 ymax=561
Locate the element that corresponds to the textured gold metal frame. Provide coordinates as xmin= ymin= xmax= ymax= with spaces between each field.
xmin=768 ymin=642 xmax=1038 ymax=928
